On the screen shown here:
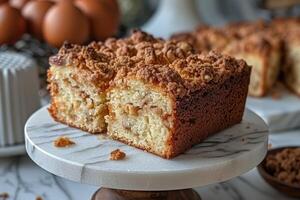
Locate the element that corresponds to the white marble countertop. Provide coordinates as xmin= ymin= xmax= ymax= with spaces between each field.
xmin=1 ymin=129 xmax=299 ymax=200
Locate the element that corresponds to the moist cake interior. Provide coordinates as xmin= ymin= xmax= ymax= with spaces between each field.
xmin=48 ymin=66 xmax=108 ymax=133
xmin=106 ymin=79 xmax=173 ymax=156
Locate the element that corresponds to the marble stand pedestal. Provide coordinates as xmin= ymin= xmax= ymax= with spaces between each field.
xmin=24 ymin=106 xmax=268 ymax=199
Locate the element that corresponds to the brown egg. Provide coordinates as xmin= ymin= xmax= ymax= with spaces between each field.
xmin=10 ymin=0 xmax=29 ymax=9
xmin=50 ymin=0 xmax=73 ymax=2
xmin=0 ymin=0 xmax=8 ymax=5
xmin=75 ymin=0 xmax=120 ymax=41
xmin=22 ymin=0 xmax=53 ymax=40
xmin=43 ymin=1 xmax=90 ymax=47
xmin=0 ymin=4 xmax=26 ymax=44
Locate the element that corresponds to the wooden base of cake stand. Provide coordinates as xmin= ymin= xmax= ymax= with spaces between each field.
xmin=91 ymin=188 xmax=201 ymax=200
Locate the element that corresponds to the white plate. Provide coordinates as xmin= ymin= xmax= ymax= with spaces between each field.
xmin=25 ymin=106 xmax=268 ymax=191
xmin=247 ymin=89 xmax=300 ymax=132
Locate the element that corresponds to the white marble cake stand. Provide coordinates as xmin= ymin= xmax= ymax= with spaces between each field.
xmin=25 ymin=106 xmax=268 ymax=200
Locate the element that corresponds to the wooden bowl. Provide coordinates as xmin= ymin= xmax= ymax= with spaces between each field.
xmin=257 ymin=146 xmax=300 ymax=198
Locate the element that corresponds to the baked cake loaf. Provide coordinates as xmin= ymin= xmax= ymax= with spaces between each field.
xmin=222 ymin=20 xmax=268 ymax=39
xmin=282 ymin=31 xmax=300 ymax=96
xmin=48 ymin=31 xmax=251 ymax=158
xmin=271 ymin=18 xmax=300 ymax=96
xmin=172 ymin=22 xmax=282 ymax=97
xmin=171 ymin=26 xmax=230 ymax=53
xmin=106 ymin=52 xmax=250 ymax=158
xmin=224 ymin=31 xmax=282 ymax=97
xmin=48 ymin=31 xmax=194 ymax=134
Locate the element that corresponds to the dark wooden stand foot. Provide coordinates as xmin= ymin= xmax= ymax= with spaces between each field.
xmin=91 ymin=188 xmax=201 ymax=200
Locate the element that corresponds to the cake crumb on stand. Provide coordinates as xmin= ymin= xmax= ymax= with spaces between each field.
xmin=110 ymin=149 xmax=126 ymax=160
xmin=54 ymin=136 xmax=75 ymax=148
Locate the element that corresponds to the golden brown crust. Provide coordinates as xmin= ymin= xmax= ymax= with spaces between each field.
xmin=50 ymin=30 xmax=250 ymax=100
xmin=168 ymin=68 xmax=251 ymax=158
xmin=171 ymin=26 xmax=230 ymax=52
xmin=110 ymin=65 xmax=251 ymax=159
xmin=49 ymin=30 xmax=196 ymax=92
xmin=172 ymin=20 xmax=285 ymax=97
xmin=223 ymin=20 xmax=268 ymax=39
xmin=271 ymin=17 xmax=300 ymax=36
xmin=225 ymin=30 xmax=281 ymax=55
xmin=112 ymin=51 xmax=250 ymax=98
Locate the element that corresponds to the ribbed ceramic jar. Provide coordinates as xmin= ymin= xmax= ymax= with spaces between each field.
xmin=0 ymin=52 xmax=40 ymax=147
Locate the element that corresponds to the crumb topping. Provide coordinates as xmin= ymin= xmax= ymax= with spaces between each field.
xmin=110 ymin=149 xmax=126 ymax=160
xmin=172 ymin=26 xmax=229 ymax=52
xmin=224 ymin=33 xmax=272 ymax=55
xmin=172 ymin=20 xmax=281 ymax=58
xmin=49 ymin=30 xmax=250 ymax=98
xmin=271 ymin=17 xmax=300 ymax=37
xmin=54 ymin=136 xmax=75 ymax=147
xmin=223 ymin=20 xmax=268 ymax=39
xmin=265 ymin=148 xmax=300 ymax=187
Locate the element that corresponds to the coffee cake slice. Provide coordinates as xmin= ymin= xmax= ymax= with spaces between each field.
xmin=281 ymin=28 xmax=300 ymax=96
xmin=47 ymin=43 xmax=114 ymax=133
xmin=48 ymin=31 xmax=250 ymax=158
xmin=171 ymin=26 xmax=230 ymax=53
xmin=224 ymin=31 xmax=282 ymax=97
xmin=47 ymin=30 xmax=194 ymax=134
xmin=106 ymin=52 xmax=251 ymax=158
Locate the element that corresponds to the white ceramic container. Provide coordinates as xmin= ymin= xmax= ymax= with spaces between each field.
xmin=0 ymin=52 xmax=40 ymax=147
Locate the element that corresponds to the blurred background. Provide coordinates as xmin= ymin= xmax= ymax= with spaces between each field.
xmin=1 ymin=0 xmax=300 ymax=200
xmin=2 ymin=0 xmax=300 ymax=90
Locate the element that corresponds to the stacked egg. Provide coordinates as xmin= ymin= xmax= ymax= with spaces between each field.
xmin=0 ymin=0 xmax=120 ymax=47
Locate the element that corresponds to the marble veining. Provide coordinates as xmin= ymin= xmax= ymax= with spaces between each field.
xmin=0 ymin=156 xmax=72 ymax=200
xmin=2 ymin=129 xmax=299 ymax=200
xmin=24 ymin=106 xmax=268 ymax=190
